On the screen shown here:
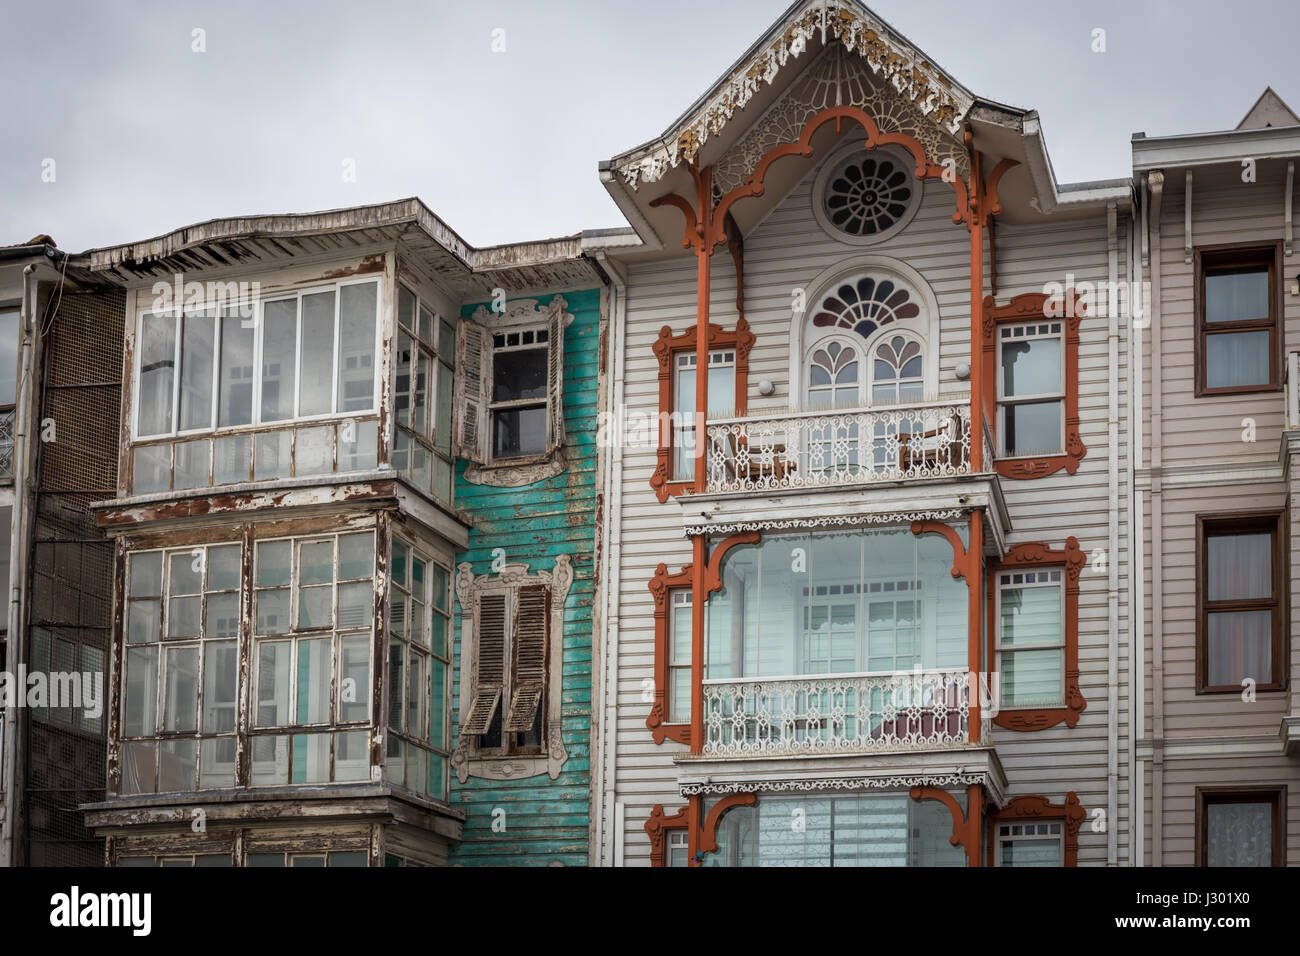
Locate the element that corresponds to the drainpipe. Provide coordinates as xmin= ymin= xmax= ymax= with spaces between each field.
xmin=1147 ymin=170 xmax=1166 ymax=866
xmin=1106 ymin=201 xmax=1120 ymax=867
xmin=1129 ymin=176 xmax=1146 ymax=867
xmin=2 ymin=263 xmax=37 ymax=867
xmin=592 ymin=250 xmax=627 ymax=866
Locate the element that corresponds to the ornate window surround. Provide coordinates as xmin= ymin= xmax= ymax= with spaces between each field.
xmin=987 ymin=538 xmax=1087 ymax=732
xmin=649 ymin=319 xmax=754 ymax=502
xmin=451 ymin=554 xmax=572 ymax=782
xmin=644 ymin=803 xmax=691 ymax=867
xmin=981 ymin=289 xmax=1086 ymax=480
xmin=988 ymin=792 xmax=1087 ymax=867
xmin=458 ymin=297 xmax=574 ymax=488
xmin=790 ymin=255 xmax=941 ymax=404
xmin=812 ymin=142 xmax=925 ymax=246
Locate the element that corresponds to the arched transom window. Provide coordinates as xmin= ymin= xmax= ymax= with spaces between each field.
xmin=811 ymin=276 xmax=921 ymax=341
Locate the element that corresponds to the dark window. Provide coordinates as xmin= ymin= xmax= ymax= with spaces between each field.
xmin=490 ymin=338 xmax=547 ymax=460
xmin=1198 ymin=788 xmax=1284 ymax=866
xmin=1197 ymin=246 xmax=1278 ymax=394
xmin=1197 ymin=513 xmax=1284 ymax=692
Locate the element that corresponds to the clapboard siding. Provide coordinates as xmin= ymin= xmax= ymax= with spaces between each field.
xmin=448 ymin=288 xmax=601 ymax=866
xmin=610 ymin=134 xmax=1134 ymax=865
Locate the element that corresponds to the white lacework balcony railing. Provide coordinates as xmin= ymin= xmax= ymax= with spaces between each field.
xmin=702 ymin=668 xmax=974 ymax=757
xmin=704 ymin=400 xmax=973 ymax=494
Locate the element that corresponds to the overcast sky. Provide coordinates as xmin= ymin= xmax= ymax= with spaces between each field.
xmin=3 ymin=0 xmax=1297 ymax=252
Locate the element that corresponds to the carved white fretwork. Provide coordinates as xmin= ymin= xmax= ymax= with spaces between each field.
xmin=451 ymin=555 xmax=573 ymax=782
xmin=679 ymin=771 xmax=987 ymax=797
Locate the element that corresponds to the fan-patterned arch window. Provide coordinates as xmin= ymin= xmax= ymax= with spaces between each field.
xmin=871 ymin=335 xmax=924 ymax=404
xmin=823 ymin=153 xmax=915 ymax=238
xmin=807 ymin=342 xmax=859 ymax=410
xmin=811 ymin=276 xmax=920 ymax=341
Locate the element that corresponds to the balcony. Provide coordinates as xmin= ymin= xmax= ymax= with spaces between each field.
xmin=702 ymin=668 xmax=983 ymax=757
xmin=0 ymin=408 xmax=12 ymax=480
xmin=703 ymin=398 xmax=983 ymax=495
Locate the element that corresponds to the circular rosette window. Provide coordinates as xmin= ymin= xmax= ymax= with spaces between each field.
xmin=815 ymin=146 xmax=922 ymax=245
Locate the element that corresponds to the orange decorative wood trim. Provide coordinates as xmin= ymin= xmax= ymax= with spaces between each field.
xmin=990 ymin=537 xmax=1087 ymax=732
xmin=646 ymin=562 xmax=693 ymax=745
xmin=910 ymin=518 xmax=975 ymax=582
xmin=982 ymin=289 xmax=1087 ymax=480
xmin=988 ymin=792 xmax=1086 ymax=866
xmin=910 ymin=784 xmax=984 ymax=866
xmin=649 ymin=319 xmax=755 ymax=503
xmin=703 ymin=531 xmax=761 ymax=598
xmin=645 ymin=803 xmax=690 ymax=868
xmin=724 ymin=211 xmax=745 ymax=322
xmin=699 ymin=793 xmax=757 ymax=854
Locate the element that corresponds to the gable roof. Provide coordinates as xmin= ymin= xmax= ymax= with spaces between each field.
xmin=1238 ymin=87 xmax=1300 ymax=130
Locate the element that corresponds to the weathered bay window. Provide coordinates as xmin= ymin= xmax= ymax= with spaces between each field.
xmin=130 ymin=278 xmax=380 ymax=494
xmin=393 ymin=284 xmax=455 ymax=505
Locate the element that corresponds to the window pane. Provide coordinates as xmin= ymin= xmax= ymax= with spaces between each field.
xmin=398 ymin=286 xmax=416 ymax=331
xmin=178 ymin=310 xmax=215 ymax=431
xmin=218 ymin=311 xmax=254 ymax=427
xmin=300 ymin=290 xmax=335 ymax=416
xmin=0 ymin=310 xmax=17 ymax=405
xmin=256 ymin=540 xmax=291 ymax=587
xmin=207 ymin=544 xmax=241 ymax=591
xmin=123 ymin=646 xmax=159 ymax=737
xmin=261 ymin=299 xmax=297 ymax=421
xmin=339 ymin=418 xmax=377 ymax=471
xmin=296 ymin=638 xmax=331 ymax=724
xmin=330 ymin=851 xmax=367 ymax=868
xmin=389 ymin=641 xmax=405 ymax=732
xmin=339 ymin=634 xmax=370 ymax=722
xmin=407 ymin=650 xmax=426 ymax=738
xmin=132 ymin=444 xmax=171 ymax=494
xmin=493 ymin=347 xmax=547 ymax=402
xmin=206 ymin=592 xmax=239 ymax=638
xmin=1003 ymin=400 xmax=1062 ymax=455
xmin=339 ymin=282 xmax=377 ymax=412
xmin=395 ymin=333 xmax=414 ymax=428
xmin=1000 ymin=585 xmax=1062 ymax=646
xmin=492 ymin=406 xmax=547 ymax=459
xmin=169 ymin=551 xmax=202 ymax=595
xmin=159 ymin=738 xmax=196 ymax=792
xmin=167 ymin=596 xmax=200 ymax=639
xmin=202 ymin=640 xmax=238 ymax=733
xmin=256 ymin=642 xmax=291 ymax=725
xmin=254 ymin=430 xmax=291 ymax=480
xmin=669 ymin=666 xmax=690 ymax=724
xmin=1206 ymin=329 xmax=1269 ymax=389
xmin=338 ymin=582 xmax=372 ymax=629
xmin=708 ymin=365 xmax=735 ymax=416
xmin=430 ymin=659 xmax=446 ymax=748
xmin=1001 ymin=337 xmax=1061 ymax=397
xmin=434 ymin=360 xmax=453 ymax=454
xmin=173 ymin=439 xmax=209 ymax=489
xmin=299 ymin=540 xmax=333 ymax=585
xmin=1207 ymin=531 xmax=1271 ymax=601
xmin=335 ymin=730 xmax=369 ymax=780
xmin=1207 ymin=801 xmax=1273 ymax=866
xmin=338 ymin=533 xmax=373 ymax=579
xmin=127 ymin=598 xmax=160 ymax=644
xmin=292 ymin=733 xmax=330 ymax=784
xmin=298 ymin=585 xmax=332 ymax=629
xmin=1002 ymin=648 xmax=1062 ymax=708
xmin=251 ymin=734 xmax=289 ymax=785
xmin=162 ymin=646 xmax=198 ymax=732
xmin=213 ymin=434 xmax=250 ymax=485
xmin=138 ymin=312 xmax=176 ymax=437
xmin=256 ymin=589 xmax=289 ymax=635
xmin=418 ymin=304 xmax=433 ymax=343
xmin=412 ymin=351 xmax=429 ymax=435
xmin=1207 ymin=610 xmax=1272 ymax=685
xmin=122 ymin=742 xmax=157 ymax=795
xmin=247 ymin=853 xmax=285 ymax=867
xmin=1000 ymin=838 xmax=1061 ymax=867
xmin=295 ymin=425 xmax=332 ymax=476
xmin=130 ymin=551 xmax=164 ymax=596
xmin=1206 ymin=267 xmax=1268 ymax=323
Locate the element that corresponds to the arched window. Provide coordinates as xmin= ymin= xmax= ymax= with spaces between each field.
xmin=870 ymin=334 xmax=924 ymax=404
xmin=807 ymin=341 xmax=859 ymax=410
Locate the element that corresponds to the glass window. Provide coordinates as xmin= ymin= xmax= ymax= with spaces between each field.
xmin=673 ymin=349 xmax=735 ymax=481
xmin=1201 ymin=515 xmax=1279 ymax=689
xmin=998 ymin=322 xmax=1063 ymax=456
xmin=996 ymin=822 xmax=1063 ymax=866
xmin=1200 ymin=249 xmax=1275 ymax=392
xmin=0 ymin=309 xmax=18 ymax=406
xmin=1202 ymin=791 xmax=1279 ymax=866
xmin=997 ymin=570 xmax=1064 ymax=709
xmin=393 ymin=284 xmax=453 ymax=506
xmin=668 ymin=591 xmax=691 ymax=724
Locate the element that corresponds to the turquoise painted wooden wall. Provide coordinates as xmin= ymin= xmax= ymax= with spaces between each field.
xmin=448 ymin=288 xmax=600 ymax=866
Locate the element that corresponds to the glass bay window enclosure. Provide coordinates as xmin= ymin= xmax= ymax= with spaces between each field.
xmin=700 ymin=527 xmax=973 ymax=756
xmin=393 ymin=284 xmax=455 ymax=504
xmin=131 ymin=278 xmax=381 ymax=494
xmin=118 ymin=524 xmax=453 ymax=801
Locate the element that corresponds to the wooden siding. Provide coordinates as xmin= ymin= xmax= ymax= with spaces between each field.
xmin=448 ymin=288 xmax=601 ymax=866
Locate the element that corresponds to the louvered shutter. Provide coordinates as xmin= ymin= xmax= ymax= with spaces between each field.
xmin=545 ymin=300 xmax=565 ymax=454
xmin=462 ymin=591 xmax=506 ymax=734
xmin=454 ymin=318 xmax=488 ymax=462
xmin=504 ymin=585 xmax=549 ymax=732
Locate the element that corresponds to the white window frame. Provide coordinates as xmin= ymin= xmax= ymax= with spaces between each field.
xmin=131 ymin=276 xmax=382 ymax=442
xmin=995 ymin=821 xmax=1064 ymax=867
xmin=673 ymin=348 xmax=735 ymax=480
xmin=995 ymin=320 xmax=1066 ymax=458
xmin=995 ymin=569 xmax=1066 ymax=710
xmin=668 ymin=590 xmax=692 ymax=724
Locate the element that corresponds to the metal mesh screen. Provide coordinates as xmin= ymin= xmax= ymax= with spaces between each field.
xmin=24 ymin=288 xmax=122 ymax=866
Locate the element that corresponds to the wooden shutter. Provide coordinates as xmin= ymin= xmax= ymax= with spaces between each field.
xmin=462 ymin=591 xmax=506 ymax=734
xmin=454 ymin=318 xmax=488 ymax=462
xmin=504 ymin=585 xmax=549 ymax=732
xmin=545 ymin=301 xmax=566 ymax=453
